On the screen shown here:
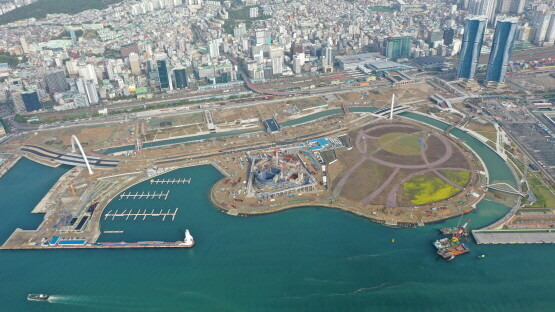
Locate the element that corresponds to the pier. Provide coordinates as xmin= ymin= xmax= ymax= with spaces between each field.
xmin=150 ymin=178 xmax=191 ymax=184
xmin=119 ymin=190 xmax=170 ymax=200
xmin=472 ymin=229 xmax=555 ymax=244
xmin=104 ymin=208 xmax=179 ymax=221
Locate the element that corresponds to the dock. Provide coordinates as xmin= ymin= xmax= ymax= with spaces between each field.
xmin=104 ymin=208 xmax=179 ymax=221
xmin=472 ymin=229 xmax=555 ymax=244
xmin=150 ymin=178 xmax=191 ymax=184
xmin=119 ymin=190 xmax=170 ymax=200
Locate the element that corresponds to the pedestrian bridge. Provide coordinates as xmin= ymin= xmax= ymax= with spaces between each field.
xmin=484 ymin=183 xmax=525 ymax=196
xmin=21 ymin=144 xmax=119 ymax=172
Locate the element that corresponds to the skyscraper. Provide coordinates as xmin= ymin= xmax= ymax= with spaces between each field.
xmin=85 ymin=81 xmax=99 ymax=105
xmin=70 ymin=30 xmax=78 ymax=46
xmin=322 ymin=38 xmax=334 ymax=73
xmin=156 ymin=58 xmax=173 ymax=90
xmin=174 ymin=68 xmax=187 ymax=89
xmin=208 ymin=40 xmax=220 ymax=58
xmin=545 ymin=14 xmax=555 ymax=44
xmin=443 ymin=28 xmax=455 ymax=46
xmin=468 ymin=0 xmax=496 ymax=24
xmin=20 ymin=37 xmax=29 ymax=54
xmin=385 ymin=36 xmax=413 ymax=58
xmin=534 ymin=13 xmax=552 ymax=44
xmin=497 ymin=0 xmax=525 ymax=14
xmin=486 ymin=19 xmax=517 ymax=84
xmin=128 ymin=52 xmax=141 ymax=75
xmin=44 ymin=70 xmax=69 ymax=93
xmin=21 ymin=91 xmax=42 ymax=112
xmin=457 ymin=16 xmax=487 ymax=80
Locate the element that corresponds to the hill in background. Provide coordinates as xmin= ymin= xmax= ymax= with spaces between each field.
xmin=0 ymin=0 xmax=123 ymax=26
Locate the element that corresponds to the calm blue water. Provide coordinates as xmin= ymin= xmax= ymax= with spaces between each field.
xmin=2 ymin=115 xmax=553 ymax=311
xmin=1 ymin=162 xmax=554 ymax=312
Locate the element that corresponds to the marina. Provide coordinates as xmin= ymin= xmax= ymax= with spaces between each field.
xmin=119 ymin=190 xmax=170 ymax=200
xmin=104 ymin=208 xmax=179 ymax=221
xmin=150 ymin=178 xmax=191 ymax=184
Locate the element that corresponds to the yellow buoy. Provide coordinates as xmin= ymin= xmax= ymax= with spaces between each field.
xmin=391 ymin=238 xmax=395 ymax=243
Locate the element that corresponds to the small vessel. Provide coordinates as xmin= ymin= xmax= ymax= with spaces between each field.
xmin=477 ymin=254 xmax=486 ymax=259
xmin=391 ymin=238 xmax=395 ymax=243
xmin=27 ymin=294 xmax=49 ymax=302
xmin=181 ymin=229 xmax=195 ymax=247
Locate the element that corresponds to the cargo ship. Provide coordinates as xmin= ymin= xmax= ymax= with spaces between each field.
xmin=27 ymin=294 xmax=49 ymax=302
xmin=434 ymin=219 xmax=470 ymax=261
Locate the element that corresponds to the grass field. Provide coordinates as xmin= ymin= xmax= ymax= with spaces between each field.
xmin=379 ymin=132 xmax=423 ymax=156
xmin=403 ymin=175 xmax=459 ymax=205
xmin=439 ymin=170 xmax=470 ymax=187
xmin=476 ymin=131 xmax=497 ymax=143
xmin=528 ymin=177 xmax=555 ymax=208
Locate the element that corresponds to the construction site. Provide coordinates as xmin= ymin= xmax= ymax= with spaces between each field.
xmin=0 ymin=79 xmax=528 ymax=249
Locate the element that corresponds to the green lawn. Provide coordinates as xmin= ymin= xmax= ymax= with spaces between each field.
xmin=476 ymin=131 xmax=497 ymax=143
xmin=379 ymin=132 xmax=423 ymax=155
xmin=403 ymin=176 xmax=459 ymax=205
xmin=439 ymin=170 xmax=470 ymax=187
xmin=528 ymin=177 xmax=555 ymax=208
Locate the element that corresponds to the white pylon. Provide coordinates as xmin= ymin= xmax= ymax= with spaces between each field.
xmin=71 ymin=135 xmax=94 ymax=175
xmin=389 ymin=93 xmax=395 ymax=120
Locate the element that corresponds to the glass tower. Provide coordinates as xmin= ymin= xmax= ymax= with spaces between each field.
xmin=486 ymin=19 xmax=517 ymax=83
xmin=456 ymin=17 xmax=487 ymax=80
xmin=156 ymin=59 xmax=172 ymax=90
xmin=174 ymin=69 xmax=187 ymax=89
xmin=385 ymin=36 xmax=413 ymax=58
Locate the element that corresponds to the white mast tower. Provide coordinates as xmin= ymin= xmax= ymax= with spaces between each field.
xmin=389 ymin=94 xmax=395 ymax=120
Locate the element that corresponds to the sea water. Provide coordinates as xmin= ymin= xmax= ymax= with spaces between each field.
xmin=1 ymin=160 xmax=555 ymax=311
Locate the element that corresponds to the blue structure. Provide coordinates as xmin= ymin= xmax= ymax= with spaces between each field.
xmin=156 ymin=59 xmax=172 ymax=90
xmin=174 ymin=68 xmax=187 ymax=89
xmin=457 ymin=17 xmax=487 ymax=80
xmin=263 ymin=118 xmax=281 ymax=133
xmin=70 ymin=30 xmax=78 ymax=46
xmin=486 ymin=19 xmax=517 ymax=84
xmin=58 ymin=240 xmax=87 ymax=245
xmin=21 ymin=91 xmax=42 ymax=112
xmin=307 ymin=138 xmax=330 ymax=151
xmin=49 ymin=236 xmax=61 ymax=246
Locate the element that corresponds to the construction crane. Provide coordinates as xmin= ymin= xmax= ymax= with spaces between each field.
xmin=453 ymin=218 xmax=471 ymax=239
xmin=68 ymin=183 xmax=78 ymax=200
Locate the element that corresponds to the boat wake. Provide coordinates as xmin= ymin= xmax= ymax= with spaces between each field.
xmin=47 ymin=295 xmax=98 ymax=306
xmin=345 ymin=250 xmax=401 ymax=260
xmin=303 ymin=277 xmax=353 ymax=285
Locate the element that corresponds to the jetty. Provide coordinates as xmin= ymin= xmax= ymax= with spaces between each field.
xmin=104 ymin=208 xmax=179 ymax=221
xmin=472 ymin=229 xmax=555 ymax=244
xmin=119 ymin=190 xmax=170 ymax=200
xmin=150 ymin=178 xmax=191 ymax=184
